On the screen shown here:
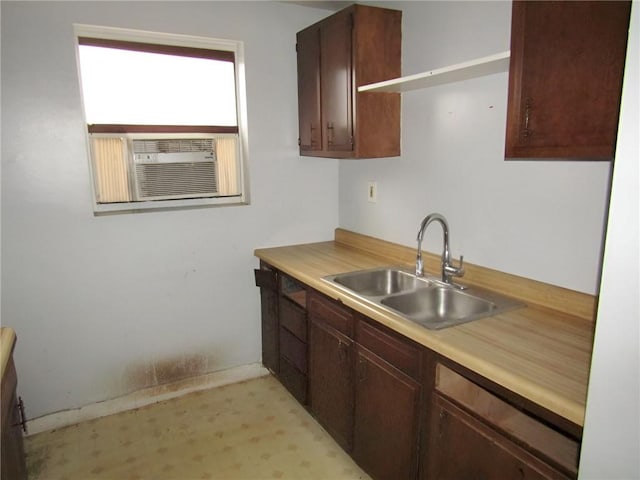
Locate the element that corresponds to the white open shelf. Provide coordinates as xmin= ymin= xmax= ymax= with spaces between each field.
xmin=358 ymin=50 xmax=510 ymax=93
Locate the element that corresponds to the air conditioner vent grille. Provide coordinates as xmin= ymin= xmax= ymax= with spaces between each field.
xmin=135 ymin=161 xmax=217 ymax=200
xmin=133 ymin=138 xmax=215 ymax=154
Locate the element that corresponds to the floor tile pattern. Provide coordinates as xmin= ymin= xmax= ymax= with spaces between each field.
xmin=25 ymin=375 xmax=370 ymax=480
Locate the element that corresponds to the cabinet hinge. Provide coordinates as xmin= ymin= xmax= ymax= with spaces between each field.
xmin=297 ymin=137 xmax=301 ymax=146
xmin=295 ymin=43 xmax=298 ymax=53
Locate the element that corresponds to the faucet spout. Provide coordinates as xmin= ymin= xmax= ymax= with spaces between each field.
xmin=415 ymin=213 xmax=464 ymax=285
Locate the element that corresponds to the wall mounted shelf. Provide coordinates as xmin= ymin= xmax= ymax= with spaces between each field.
xmin=358 ymin=50 xmax=510 ymax=93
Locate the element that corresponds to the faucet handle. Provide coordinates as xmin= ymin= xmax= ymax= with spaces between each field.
xmin=445 ymin=255 xmax=465 ymax=277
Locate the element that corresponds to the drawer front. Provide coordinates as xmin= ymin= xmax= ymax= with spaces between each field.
xmin=279 ymin=357 xmax=308 ymax=405
xmin=280 ymin=297 xmax=307 ymax=342
xmin=280 ymin=274 xmax=307 ymax=308
xmin=308 ymin=292 xmax=354 ymax=338
xmin=254 ymin=267 xmax=277 ymax=290
xmin=357 ymin=319 xmax=421 ymax=380
xmin=280 ymin=327 xmax=308 ymax=374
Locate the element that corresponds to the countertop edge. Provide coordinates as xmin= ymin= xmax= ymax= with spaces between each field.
xmin=1 ymin=327 xmax=17 ymax=380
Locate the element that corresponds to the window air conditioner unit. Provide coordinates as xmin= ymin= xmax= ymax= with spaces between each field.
xmin=132 ymin=137 xmax=218 ymax=201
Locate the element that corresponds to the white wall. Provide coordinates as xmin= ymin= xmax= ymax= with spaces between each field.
xmin=339 ymin=1 xmax=611 ymax=294
xmin=0 ymin=1 xmax=337 ymax=419
xmin=579 ymin=3 xmax=639 ymax=478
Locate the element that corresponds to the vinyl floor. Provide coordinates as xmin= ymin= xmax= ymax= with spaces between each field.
xmin=25 ymin=374 xmax=370 ymax=480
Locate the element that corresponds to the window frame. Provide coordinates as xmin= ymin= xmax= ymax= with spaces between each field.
xmin=74 ymin=24 xmax=250 ymax=214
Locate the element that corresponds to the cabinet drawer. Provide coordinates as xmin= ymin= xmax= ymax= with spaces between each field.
xmin=280 ymin=327 xmax=308 ymax=374
xmin=435 ymin=363 xmax=579 ymax=477
xmin=357 ymin=319 xmax=421 ymax=380
xmin=309 ymin=292 xmax=354 ymax=338
xmin=280 ymin=357 xmax=308 ymax=405
xmin=279 ymin=297 xmax=307 ymax=342
xmin=254 ymin=267 xmax=277 ymax=290
xmin=280 ymin=274 xmax=307 ymax=309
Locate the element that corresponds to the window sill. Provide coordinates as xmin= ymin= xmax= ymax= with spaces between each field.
xmin=93 ymin=195 xmax=248 ymax=215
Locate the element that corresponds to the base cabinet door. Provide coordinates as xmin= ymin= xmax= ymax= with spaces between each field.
xmin=353 ymin=346 xmax=420 ymax=480
xmin=426 ymin=396 xmax=569 ymax=480
xmin=1 ymin=357 xmax=27 ymax=480
xmin=308 ymin=317 xmax=354 ymax=451
xmin=254 ymin=265 xmax=279 ymax=374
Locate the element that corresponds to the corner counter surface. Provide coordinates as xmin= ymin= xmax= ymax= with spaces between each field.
xmin=1 ymin=328 xmax=17 ymax=381
xmin=254 ymin=230 xmax=595 ymax=427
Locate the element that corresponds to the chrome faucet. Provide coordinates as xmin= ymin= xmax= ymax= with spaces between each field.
xmin=416 ymin=213 xmax=465 ymax=285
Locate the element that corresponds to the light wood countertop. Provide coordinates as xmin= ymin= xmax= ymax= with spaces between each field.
xmin=255 ymin=230 xmax=594 ymax=427
xmin=1 ymin=327 xmax=17 ymax=380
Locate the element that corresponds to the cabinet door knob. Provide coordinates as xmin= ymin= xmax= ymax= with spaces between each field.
xmin=358 ymin=358 xmax=367 ymax=383
xmin=438 ymin=409 xmax=447 ymax=439
xmin=337 ymin=338 xmax=348 ymax=362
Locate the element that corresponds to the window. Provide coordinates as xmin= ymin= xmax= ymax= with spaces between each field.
xmin=74 ymin=25 xmax=249 ymax=213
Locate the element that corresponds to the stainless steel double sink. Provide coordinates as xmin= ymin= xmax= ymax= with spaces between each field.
xmin=323 ymin=267 xmax=524 ymax=330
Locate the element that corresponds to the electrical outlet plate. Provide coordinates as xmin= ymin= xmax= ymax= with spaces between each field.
xmin=368 ymin=182 xmax=377 ymax=203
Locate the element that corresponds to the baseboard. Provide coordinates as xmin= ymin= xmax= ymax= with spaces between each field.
xmin=26 ymin=362 xmax=270 ymax=436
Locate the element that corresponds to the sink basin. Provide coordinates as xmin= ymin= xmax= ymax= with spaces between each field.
xmin=323 ymin=266 xmax=524 ymax=330
xmin=330 ymin=268 xmax=429 ymax=297
xmin=381 ymin=287 xmax=496 ymax=329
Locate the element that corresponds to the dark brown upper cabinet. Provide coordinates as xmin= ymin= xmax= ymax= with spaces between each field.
xmin=296 ymin=4 xmax=402 ymax=159
xmin=505 ymin=1 xmax=631 ymax=161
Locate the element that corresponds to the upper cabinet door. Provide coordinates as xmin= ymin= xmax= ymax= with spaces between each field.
xmin=505 ymin=1 xmax=632 ymax=160
xmin=297 ymin=25 xmax=322 ymax=152
xmin=297 ymin=5 xmax=401 ymax=159
xmin=321 ymin=9 xmax=354 ymax=153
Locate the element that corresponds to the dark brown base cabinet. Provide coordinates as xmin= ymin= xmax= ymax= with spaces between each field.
xmin=279 ymin=296 xmax=308 ymax=403
xmin=254 ymin=264 xmax=309 ymax=404
xmin=307 ymin=291 xmax=423 ymax=479
xmin=1 ymin=345 xmax=27 ymax=480
xmin=254 ymin=262 xmax=279 ymax=375
xmin=426 ymin=396 xmax=568 ymax=480
xmin=309 ymin=314 xmax=354 ymax=451
xmin=255 ymin=263 xmax=581 ymax=480
xmin=422 ymin=362 xmax=581 ymax=480
xmin=354 ymin=345 xmax=421 ymax=480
